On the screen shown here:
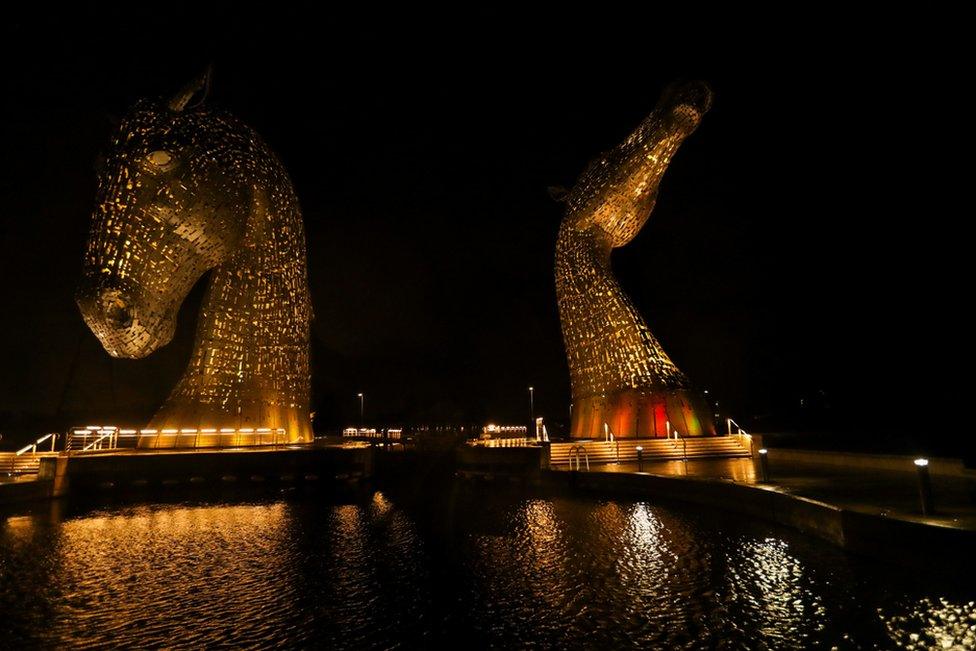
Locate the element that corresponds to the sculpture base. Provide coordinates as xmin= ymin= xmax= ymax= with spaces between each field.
xmin=571 ymin=389 xmax=716 ymax=439
xmin=141 ymin=404 xmax=313 ymax=449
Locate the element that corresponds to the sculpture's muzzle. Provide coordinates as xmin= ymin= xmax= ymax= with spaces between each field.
xmin=75 ymin=281 xmax=175 ymax=359
xmin=660 ymin=81 xmax=713 ymax=130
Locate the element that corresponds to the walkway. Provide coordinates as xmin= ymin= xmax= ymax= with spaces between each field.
xmin=555 ymin=457 xmax=976 ymax=530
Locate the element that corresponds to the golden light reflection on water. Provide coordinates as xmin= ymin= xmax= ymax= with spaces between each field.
xmin=3 ymin=515 xmax=34 ymax=535
xmin=623 ymin=502 xmax=673 ymax=579
xmin=371 ymin=490 xmax=392 ymax=516
xmin=518 ymin=500 xmax=573 ymax=614
xmin=726 ymin=537 xmax=821 ymax=645
xmin=2 ymin=494 xmax=974 ymax=648
xmin=2 ymin=502 xmax=299 ymax=648
xmin=881 ymin=597 xmax=976 ymax=650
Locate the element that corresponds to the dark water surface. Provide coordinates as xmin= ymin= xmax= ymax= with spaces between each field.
xmin=1 ymin=486 xmax=973 ymax=649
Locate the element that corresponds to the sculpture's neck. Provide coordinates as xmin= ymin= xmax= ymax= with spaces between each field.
xmin=555 ymin=221 xmax=687 ymax=401
xmin=150 ymin=161 xmax=311 ymax=439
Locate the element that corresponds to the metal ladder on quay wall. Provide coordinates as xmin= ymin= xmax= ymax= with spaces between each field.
xmin=568 ymin=445 xmax=590 ymax=471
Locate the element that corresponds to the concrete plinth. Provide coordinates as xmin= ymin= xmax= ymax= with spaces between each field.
xmin=37 ymin=446 xmax=374 ymax=494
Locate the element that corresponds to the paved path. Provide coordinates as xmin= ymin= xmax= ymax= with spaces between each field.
xmin=556 ymin=457 xmax=976 ymax=529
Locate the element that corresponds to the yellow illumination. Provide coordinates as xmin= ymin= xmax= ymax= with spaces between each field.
xmin=556 ymin=82 xmax=715 ymax=439
xmin=75 ymin=68 xmax=313 ymax=449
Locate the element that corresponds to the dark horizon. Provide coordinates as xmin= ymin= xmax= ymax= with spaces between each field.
xmin=0 ymin=12 xmax=962 ymax=453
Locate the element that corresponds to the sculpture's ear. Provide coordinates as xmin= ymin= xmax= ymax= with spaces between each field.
xmin=168 ymin=64 xmax=213 ymax=112
xmin=547 ymin=186 xmax=569 ymax=202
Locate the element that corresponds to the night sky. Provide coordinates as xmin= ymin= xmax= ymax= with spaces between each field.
xmin=0 ymin=11 xmax=962 ymax=453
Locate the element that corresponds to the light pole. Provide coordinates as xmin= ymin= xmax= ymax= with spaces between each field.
xmin=357 ymin=393 xmax=364 ymax=433
xmin=915 ymin=458 xmax=934 ymax=515
xmin=528 ymin=386 xmax=535 ymax=437
xmin=757 ymin=448 xmax=769 ymax=483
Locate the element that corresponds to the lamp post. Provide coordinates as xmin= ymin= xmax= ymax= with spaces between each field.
xmin=757 ymin=448 xmax=769 ymax=483
xmin=357 ymin=393 xmax=364 ymax=433
xmin=528 ymin=386 xmax=535 ymax=435
xmin=915 ymin=458 xmax=934 ymax=515
xmin=636 ymin=445 xmax=643 ymax=472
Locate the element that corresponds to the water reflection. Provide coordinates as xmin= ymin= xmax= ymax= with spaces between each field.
xmin=55 ymin=503 xmax=295 ymax=648
xmin=881 ymin=597 xmax=976 ymax=650
xmin=724 ymin=537 xmax=817 ymax=647
xmin=1 ymin=491 xmax=974 ymax=648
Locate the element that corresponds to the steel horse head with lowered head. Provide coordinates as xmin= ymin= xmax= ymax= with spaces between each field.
xmin=76 ymin=68 xmax=313 ymax=447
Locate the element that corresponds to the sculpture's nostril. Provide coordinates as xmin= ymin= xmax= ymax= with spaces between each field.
xmin=104 ymin=297 xmax=133 ymax=328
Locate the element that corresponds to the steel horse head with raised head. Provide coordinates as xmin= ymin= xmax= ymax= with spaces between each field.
xmin=555 ymin=80 xmax=716 ymax=439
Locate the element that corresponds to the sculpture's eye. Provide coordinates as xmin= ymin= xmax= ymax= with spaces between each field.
xmin=147 ymin=150 xmax=175 ymax=168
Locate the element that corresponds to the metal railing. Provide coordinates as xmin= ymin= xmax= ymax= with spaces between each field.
xmin=2 ymin=433 xmax=59 ymax=475
xmin=726 ymin=418 xmax=753 ymax=456
xmin=342 ymin=428 xmax=403 ymax=440
xmin=15 ymin=432 xmax=58 ymax=456
xmin=727 ymin=418 xmax=748 ymax=437
xmin=65 ymin=426 xmax=290 ymax=453
xmin=480 ymin=437 xmax=530 ymax=448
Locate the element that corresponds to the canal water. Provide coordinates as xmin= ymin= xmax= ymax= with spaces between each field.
xmin=1 ymin=487 xmax=973 ymax=649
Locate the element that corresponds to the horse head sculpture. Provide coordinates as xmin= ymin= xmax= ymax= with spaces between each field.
xmin=556 ymin=81 xmax=716 ymax=439
xmin=76 ymin=69 xmax=313 ymax=446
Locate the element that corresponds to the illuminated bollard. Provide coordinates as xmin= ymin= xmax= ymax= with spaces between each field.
xmin=914 ymin=458 xmax=934 ymax=515
xmin=757 ymin=448 xmax=769 ymax=483
xmin=636 ymin=445 xmax=643 ymax=472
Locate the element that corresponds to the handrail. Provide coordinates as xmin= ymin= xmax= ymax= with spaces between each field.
xmin=83 ymin=431 xmax=115 ymax=451
xmin=727 ymin=418 xmax=748 ymax=437
xmin=3 ymin=433 xmax=58 ymax=476
xmin=15 ymin=432 xmax=58 ymax=457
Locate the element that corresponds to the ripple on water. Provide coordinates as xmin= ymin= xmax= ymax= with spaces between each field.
xmin=1 ymin=492 xmax=973 ymax=649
